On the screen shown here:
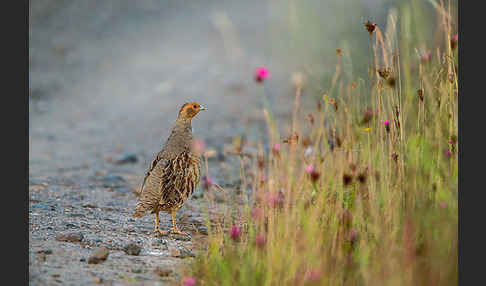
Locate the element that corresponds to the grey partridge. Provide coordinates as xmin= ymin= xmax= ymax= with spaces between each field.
xmin=133 ymin=102 xmax=207 ymax=235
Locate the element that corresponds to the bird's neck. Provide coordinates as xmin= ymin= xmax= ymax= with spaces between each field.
xmin=163 ymin=119 xmax=193 ymax=156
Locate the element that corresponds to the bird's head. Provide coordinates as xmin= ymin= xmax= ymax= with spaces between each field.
xmin=177 ymin=102 xmax=208 ymax=120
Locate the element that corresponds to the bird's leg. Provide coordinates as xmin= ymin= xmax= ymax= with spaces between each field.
xmin=170 ymin=210 xmax=188 ymax=235
xmin=154 ymin=213 xmax=168 ymax=235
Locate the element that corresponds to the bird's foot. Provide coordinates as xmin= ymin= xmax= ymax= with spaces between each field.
xmin=170 ymin=228 xmax=189 ymax=236
xmin=154 ymin=228 xmax=168 ymax=235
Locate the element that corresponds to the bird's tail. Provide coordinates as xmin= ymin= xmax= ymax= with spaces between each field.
xmin=132 ymin=203 xmax=147 ymax=218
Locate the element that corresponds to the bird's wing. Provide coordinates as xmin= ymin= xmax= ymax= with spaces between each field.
xmin=140 ymin=151 xmax=165 ymax=193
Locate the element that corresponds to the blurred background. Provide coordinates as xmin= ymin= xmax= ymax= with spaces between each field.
xmin=29 ymin=0 xmax=425 ymax=175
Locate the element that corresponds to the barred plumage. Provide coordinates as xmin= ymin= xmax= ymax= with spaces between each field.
xmin=133 ymin=102 xmax=206 ymax=235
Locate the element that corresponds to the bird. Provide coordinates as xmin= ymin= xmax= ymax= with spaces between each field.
xmin=132 ymin=102 xmax=207 ymax=235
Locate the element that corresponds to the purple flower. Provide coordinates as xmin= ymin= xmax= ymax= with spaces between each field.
xmin=230 ymin=225 xmax=241 ymax=241
xmin=182 ymin=277 xmax=196 ymax=286
xmin=445 ymin=150 xmax=452 ymax=156
xmin=453 ymin=34 xmax=458 ymax=41
xmin=273 ymin=143 xmax=281 ymax=151
xmin=254 ymin=66 xmax=270 ymax=83
xmin=255 ymin=233 xmax=265 ymax=248
xmin=440 ymin=201 xmax=448 ymax=209
xmin=381 ymin=120 xmax=390 ymax=125
xmin=448 ymin=139 xmax=453 ymax=145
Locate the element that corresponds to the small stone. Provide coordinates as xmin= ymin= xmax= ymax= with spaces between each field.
xmin=170 ymin=233 xmax=191 ymax=241
xmin=123 ymin=243 xmax=142 ymax=256
xmin=197 ymin=226 xmax=208 ymax=235
xmin=154 ymin=267 xmax=173 ymax=277
xmin=114 ymin=152 xmax=138 ymax=164
xmin=88 ymin=247 xmax=110 ymax=264
xmin=36 ymin=249 xmax=52 ymax=255
xmin=56 ymin=232 xmax=84 ymax=243
xmin=170 ymin=248 xmax=181 ymax=257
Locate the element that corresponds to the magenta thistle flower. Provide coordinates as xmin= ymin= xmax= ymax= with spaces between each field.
xmin=448 ymin=139 xmax=453 ymax=145
xmin=445 ymin=150 xmax=452 ymax=156
xmin=382 ymin=120 xmax=390 ymax=133
xmin=202 ymin=176 xmax=214 ymax=190
xmin=305 ymin=165 xmax=314 ymax=174
xmin=255 ymin=233 xmax=265 ymax=248
xmin=453 ymin=34 xmax=458 ymax=41
xmin=182 ymin=277 xmax=196 ymax=286
xmin=439 ymin=201 xmax=448 ymax=209
xmin=273 ymin=143 xmax=281 ymax=151
xmin=230 ymin=225 xmax=241 ymax=241
xmin=254 ymin=66 xmax=270 ymax=83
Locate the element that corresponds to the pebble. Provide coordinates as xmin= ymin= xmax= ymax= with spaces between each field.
xmin=55 ymin=232 xmax=84 ymax=243
xmin=154 ymin=267 xmax=172 ymax=277
xmin=123 ymin=242 xmax=142 ymax=256
xmin=114 ymin=153 xmax=138 ymax=164
xmin=88 ymin=247 xmax=110 ymax=264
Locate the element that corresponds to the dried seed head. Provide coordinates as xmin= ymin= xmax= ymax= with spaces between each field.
xmin=336 ymin=48 xmax=342 ymax=56
xmin=364 ymin=21 xmax=377 ymax=39
xmin=257 ymin=153 xmax=265 ymax=170
xmin=386 ymin=77 xmax=396 ymax=87
xmin=392 ymin=152 xmax=399 ymax=163
xmin=302 ymin=137 xmax=312 ymax=148
xmin=377 ymin=68 xmax=391 ymax=79
xmin=343 ymin=173 xmax=353 ymax=186
xmin=361 ymin=108 xmax=373 ymax=125
xmin=310 ymin=170 xmax=320 ymax=184
xmin=307 ymin=113 xmax=315 ymax=126
xmin=317 ymin=100 xmax=322 ymax=112
xmin=357 ymin=172 xmax=367 ymax=184
xmin=417 ymin=89 xmax=424 ymax=102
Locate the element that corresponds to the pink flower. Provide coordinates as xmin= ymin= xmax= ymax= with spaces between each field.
xmin=230 ymin=225 xmax=241 ymax=241
xmin=254 ymin=66 xmax=270 ymax=83
xmin=445 ymin=150 xmax=452 ymax=156
xmin=440 ymin=201 xmax=448 ymax=209
xmin=448 ymin=139 xmax=453 ymax=145
xmin=255 ymin=233 xmax=265 ymax=248
xmin=265 ymin=191 xmax=284 ymax=208
xmin=305 ymin=165 xmax=314 ymax=174
xmin=421 ymin=51 xmax=431 ymax=61
xmin=381 ymin=120 xmax=390 ymax=125
xmin=307 ymin=269 xmax=322 ymax=282
xmin=453 ymin=34 xmax=458 ymax=41
xmin=202 ymin=176 xmax=214 ymax=190
xmin=251 ymin=207 xmax=263 ymax=220
xmin=182 ymin=277 xmax=196 ymax=286
xmin=273 ymin=143 xmax=281 ymax=151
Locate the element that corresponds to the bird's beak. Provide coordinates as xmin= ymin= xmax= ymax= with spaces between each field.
xmin=200 ymin=106 xmax=208 ymax=111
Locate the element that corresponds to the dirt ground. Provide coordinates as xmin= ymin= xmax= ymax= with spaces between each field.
xmin=28 ymin=1 xmax=297 ymax=285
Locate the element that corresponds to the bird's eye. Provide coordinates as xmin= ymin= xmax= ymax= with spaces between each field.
xmin=193 ymin=105 xmax=198 ymax=108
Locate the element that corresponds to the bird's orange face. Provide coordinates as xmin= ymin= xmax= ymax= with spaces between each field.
xmin=178 ymin=102 xmax=207 ymax=120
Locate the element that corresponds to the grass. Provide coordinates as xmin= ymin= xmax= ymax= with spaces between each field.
xmin=184 ymin=1 xmax=457 ymax=285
